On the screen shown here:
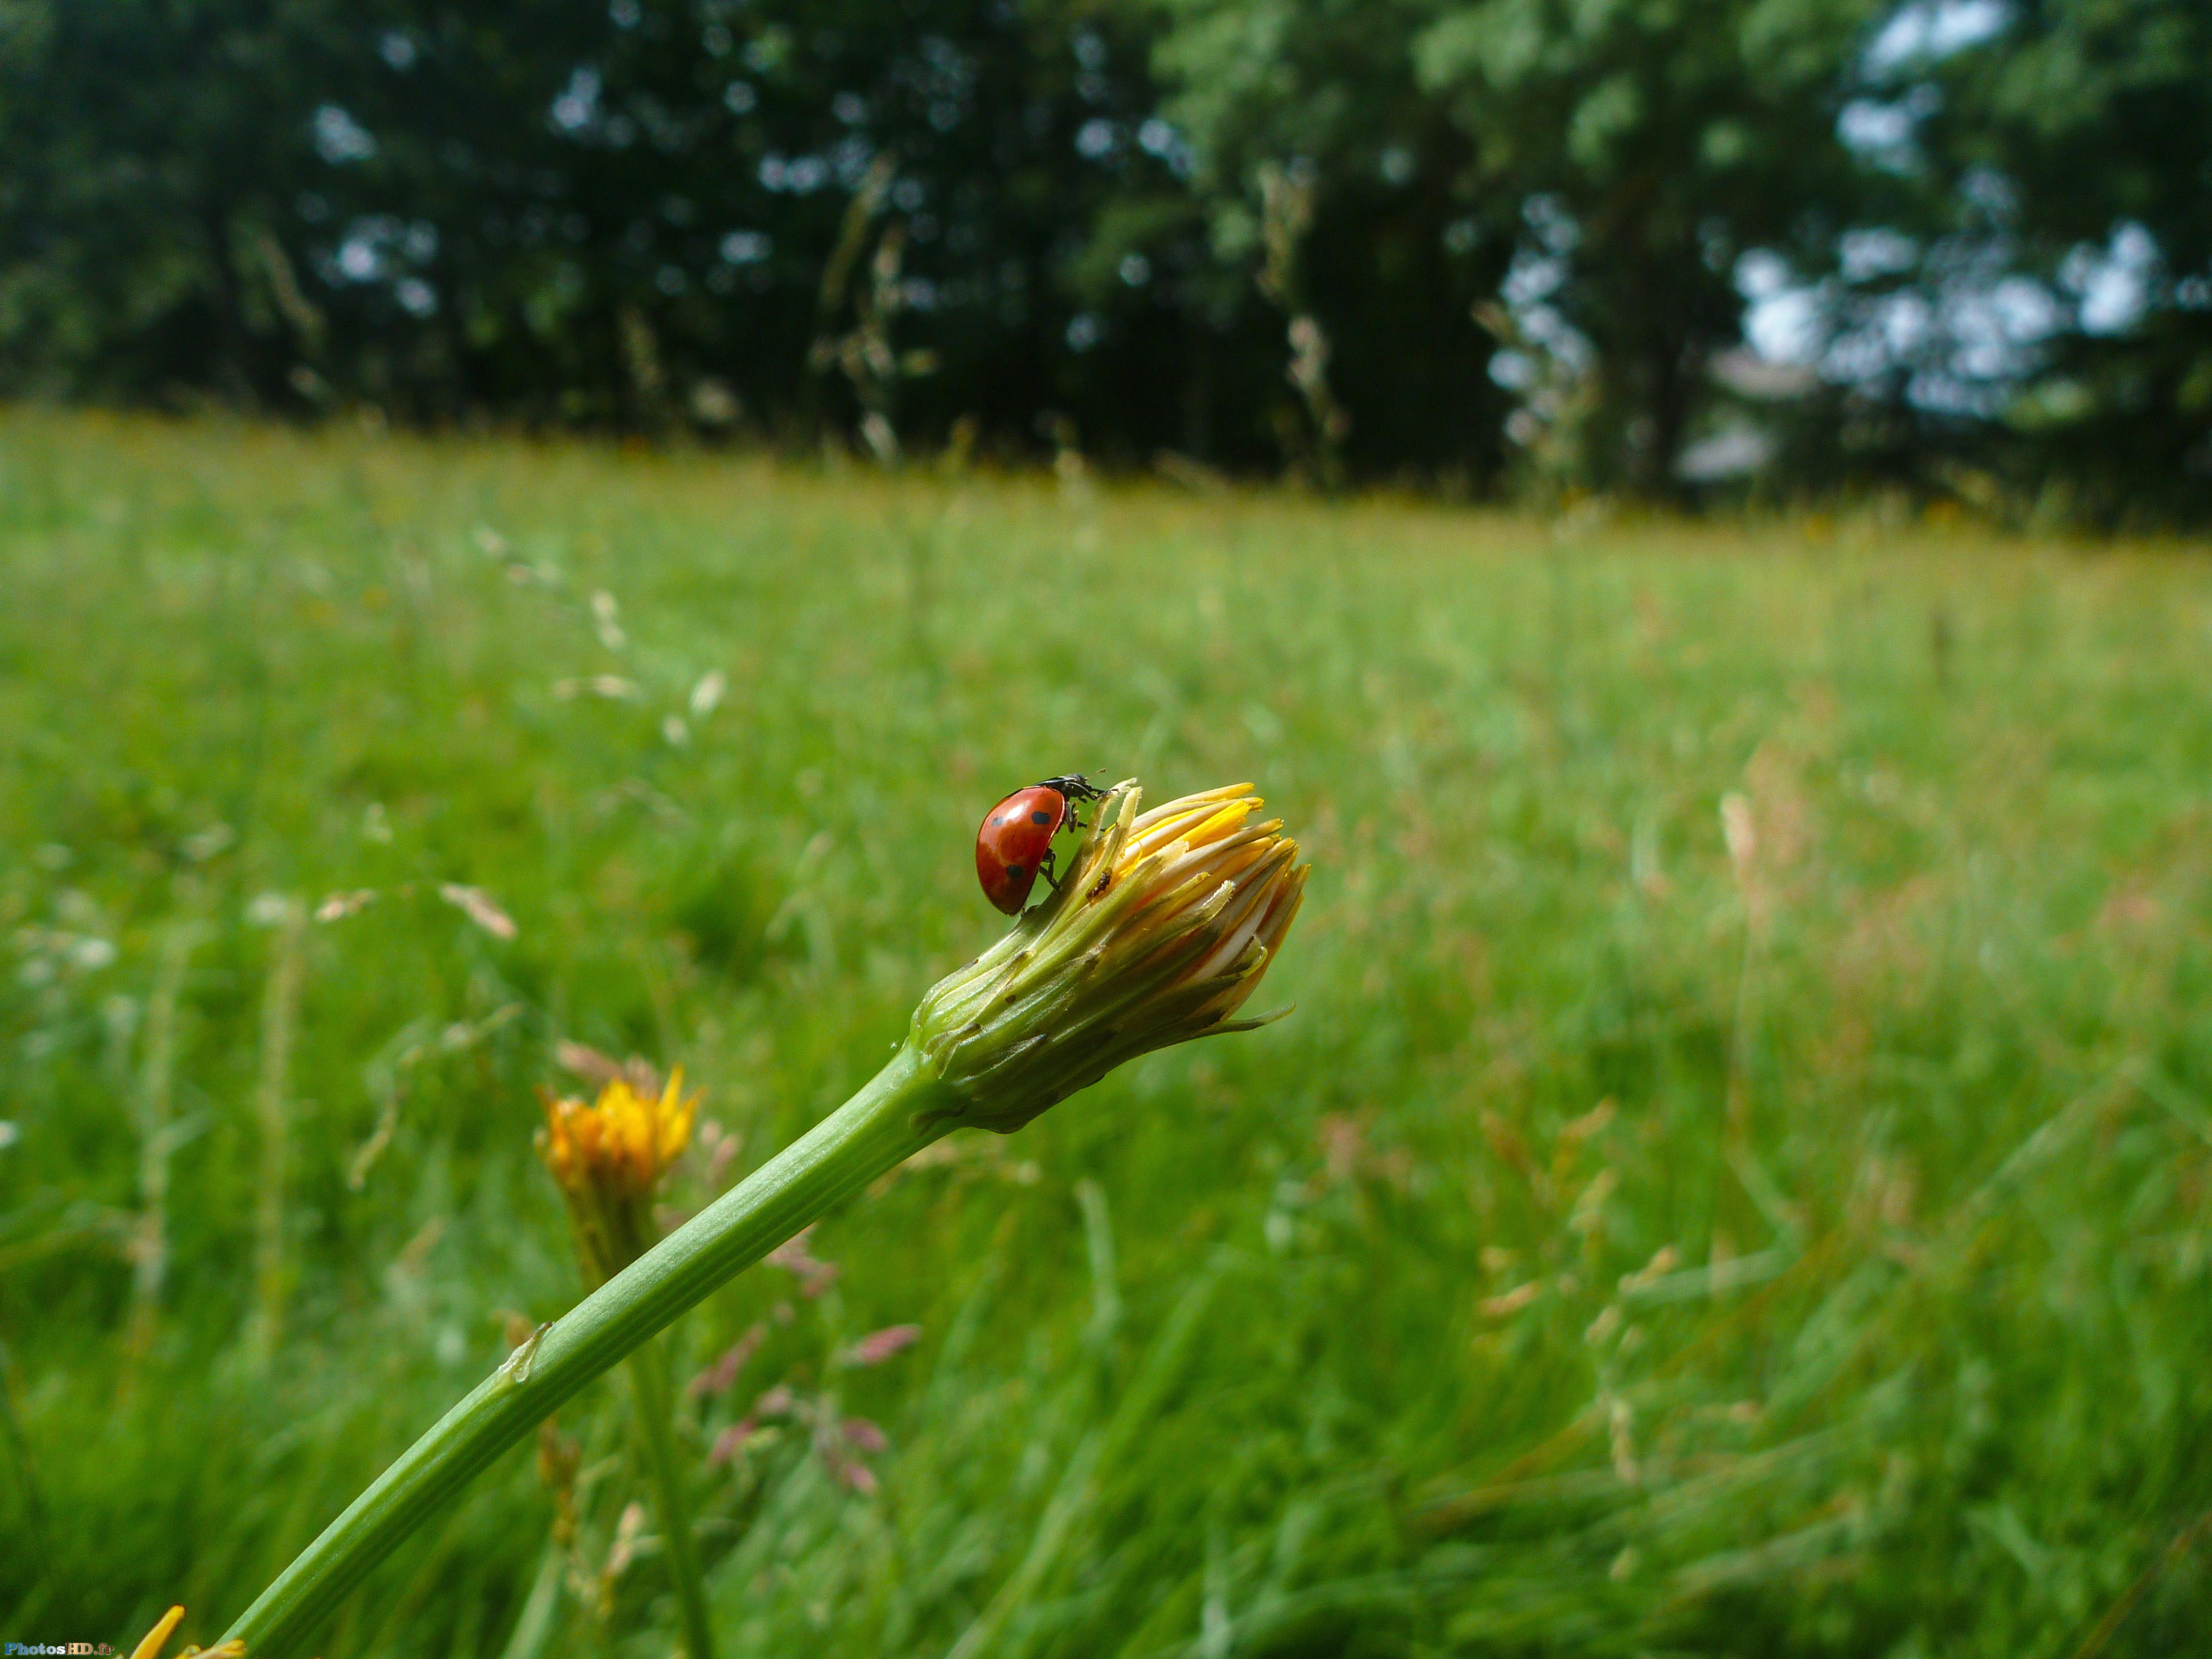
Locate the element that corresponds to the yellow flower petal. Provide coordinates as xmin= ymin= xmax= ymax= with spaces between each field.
xmin=130 ymin=1608 xmax=186 ymax=1659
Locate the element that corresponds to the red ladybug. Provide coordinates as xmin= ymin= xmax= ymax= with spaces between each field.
xmin=975 ymin=774 xmax=1107 ymax=916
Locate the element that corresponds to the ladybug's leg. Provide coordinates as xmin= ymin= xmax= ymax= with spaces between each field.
xmin=1039 ymin=847 xmax=1061 ymax=891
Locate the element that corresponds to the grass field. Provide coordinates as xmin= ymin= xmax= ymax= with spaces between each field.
xmin=3 ymin=408 xmax=2211 ymax=1657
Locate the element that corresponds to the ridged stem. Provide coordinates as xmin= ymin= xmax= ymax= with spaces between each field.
xmin=215 ymin=1045 xmax=954 ymax=1656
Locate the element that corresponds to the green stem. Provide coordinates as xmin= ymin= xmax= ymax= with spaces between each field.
xmin=216 ymin=1045 xmax=954 ymax=1657
xmin=626 ymin=1338 xmax=715 ymax=1659
xmin=497 ymin=1541 xmax=563 ymax=1659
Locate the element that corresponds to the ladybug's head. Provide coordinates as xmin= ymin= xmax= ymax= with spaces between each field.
xmin=1035 ymin=773 xmax=1107 ymax=801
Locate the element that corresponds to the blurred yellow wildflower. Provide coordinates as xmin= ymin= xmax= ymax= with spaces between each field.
xmin=538 ymin=1069 xmax=700 ymax=1281
xmin=541 ymin=1071 xmax=697 ymax=1199
xmin=912 ymin=780 xmax=1307 ymax=1132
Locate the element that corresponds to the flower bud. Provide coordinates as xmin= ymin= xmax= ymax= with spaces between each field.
xmin=910 ymin=780 xmax=1307 ymax=1133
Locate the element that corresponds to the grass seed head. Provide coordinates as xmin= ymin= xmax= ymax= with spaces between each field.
xmin=909 ymin=780 xmax=1308 ymax=1133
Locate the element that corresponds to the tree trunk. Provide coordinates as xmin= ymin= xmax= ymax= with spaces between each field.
xmin=1642 ymin=329 xmax=1692 ymax=499
xmin=201 ymin=201 xmax=256 ymax=406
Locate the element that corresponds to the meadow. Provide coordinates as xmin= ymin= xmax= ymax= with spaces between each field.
xmin=2 ymin=408 xmax=2210 ymax=1657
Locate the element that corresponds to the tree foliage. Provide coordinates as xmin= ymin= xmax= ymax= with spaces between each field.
xmin=1 ymin=0 xmax=2207 ymax=514
xmin=1917 ymin=0 xmax=2212 ymax=516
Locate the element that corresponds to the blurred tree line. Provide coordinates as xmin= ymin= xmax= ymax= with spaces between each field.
xmin=1 ymin=0 xmax=2207 ymax=516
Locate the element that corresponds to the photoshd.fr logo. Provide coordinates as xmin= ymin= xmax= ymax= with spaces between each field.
xmin=5 ymin=1645 xmax=115 ymax=1654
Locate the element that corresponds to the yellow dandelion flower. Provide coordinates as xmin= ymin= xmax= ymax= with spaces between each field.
xmin=540 ymin=1070 xmax=699 ymax=1200
xmin=538 ymin=1069 xmax=700 ymax=1280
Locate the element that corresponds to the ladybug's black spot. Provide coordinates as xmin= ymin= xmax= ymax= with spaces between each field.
xmin=1031 ymin=810 xmax=1051 ymax=825
xmin=1006 ymin=865 xmax=1024 ymax=881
